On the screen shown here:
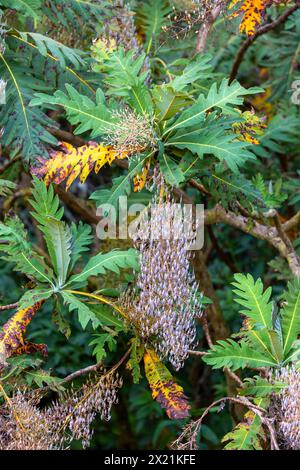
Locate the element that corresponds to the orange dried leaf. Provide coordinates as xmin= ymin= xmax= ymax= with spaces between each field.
xmin=229 ymin=0 xmax=268 ymax=36
xmin=143 ymin=348 xmax=190 ymax=420
xmin=32 ymin=142 xmax=128 ymax=190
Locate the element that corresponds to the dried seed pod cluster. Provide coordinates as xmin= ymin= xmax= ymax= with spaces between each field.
xmin=106 ymin=109 xmax=156 ymax=157
xmin=46 ymin=371 xmax=122 ymax=448
xmin=166 ymin=0 xmax=225 ymax=38
xmin=0 ymin=392 xmax=55 ymax=450
xmin=269 ymin=366 xmax=300 ymax=450
xmin=102 ymin=0 xmax=142 ymax=55
xmin=125 ymin=172 xmax=202 ymax=370
xmin=0 ymin=372 xmax=122 ymax=450
xmin=0 ymin=79 xmax=5 ymax=104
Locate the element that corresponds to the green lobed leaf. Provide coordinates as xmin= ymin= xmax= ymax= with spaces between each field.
xmin=203 ymin=339 xmax=279 ymax=371
xmin=60 ymin=291 xmax=100 ymax=330
xmin=66 ymin=248 xmax=139 ymax=287
xmin=281 ymin=278 xmax=300 ymax=357
xmin=89 ymin=333 xmax=117 ymax=362
xmin=164 ymin=79 xmax=262 ymax=135
xmin=240 ymin=376 xmax=287 ymax=397
xmin=232 ymin=273 xmax=273 ymax=329
xmin=31 ymin=84 xmax=118 ymax=138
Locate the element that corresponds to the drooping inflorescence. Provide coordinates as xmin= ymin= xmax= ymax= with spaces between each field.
xmin=0 ymin=371 xmax=122 ymax=450
xmin=46 ymin=371 xmax=122 ymax=448
xmin=124 ymin=172 xmax=203 ymax=370
xmin=269 ymin=365 xmax=300 ymax=450
xmin=102 ymin=0 xmax=142 ymax=55
xmin=0 ymin=392 xmax=56 ymax=450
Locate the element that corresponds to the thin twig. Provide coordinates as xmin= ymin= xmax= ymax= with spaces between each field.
xmin=188 ymin=349 xmax=206 ymax=357
xmin=0 ymin=302 xmax=18 ymax=312
xmin=60 ymin=360 xmax=104 ymax=385
xmin=202 ymin=314 xmax=214 ymax=349
xmin=172 ymin=395 xmax=278 ymax=450
xmin=271 ymin=210 xmax=294 ymax=249
xmin=224 ymin=368 xmax=244 ymax=388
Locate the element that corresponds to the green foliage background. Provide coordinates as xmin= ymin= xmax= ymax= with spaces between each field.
xmin=0 ymin=0 xmax=300 ymax=450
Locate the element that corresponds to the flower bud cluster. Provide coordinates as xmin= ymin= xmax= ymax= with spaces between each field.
xmin=0 ymin=372 xmax=122 ymax=450
xmin=126 ymin=174 xmax=202 ymax=370
xmin=268 ymin=366 xmax=300 ymax=449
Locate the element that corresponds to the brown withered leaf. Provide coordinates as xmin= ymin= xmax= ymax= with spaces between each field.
xmin=143 ymin=348 xmax=190 ymax=420
xmin=0 ymin=302 xmax=47 ymax=369
xmin=31 ymin=141 xmax=128 ymax=190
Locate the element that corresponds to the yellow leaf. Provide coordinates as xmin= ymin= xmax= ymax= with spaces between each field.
xmin=232 ymin=110 xmax=267 ymax=144
xmin=229 ymin=0 xmax=268 ymax=36
xmin=251 ymin=86 xmax=274 ymax=121
xmin=143 ymin=348 xmax=190 ymax=420
xmin=133 ymin=160 xmax=150 ymax=192
xmin=32 ymin=142 xmax=128 ymax=190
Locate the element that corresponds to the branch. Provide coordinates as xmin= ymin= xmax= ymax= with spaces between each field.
xmin=58 ymin=360 xmax=104 ymax=385
xmin=0 ymin=302 xmax=18 ymax=312
xmin=282 ymin=211 xmax=300 ymax=232
xmin=201 ymin=314 xmax=214 ymax=348
xmin=268 ymin=209 xmax=294 ymax=249
xmin=230 ymin=2 xmax=300 ymax=82
xmin=195 ymin=3 xmax=224 ymax=53
xmin=204 ymin=204 xmax=300 ymax=277
xmin=189 ymin=178 xmax=210 ymax=196
xmin=171 ymin=394 xmax=278 ymax=450
xmin=188 ymin=349 xmax=206 ymax=357
xmin=47 ymin=127 xmax=85 ymax=147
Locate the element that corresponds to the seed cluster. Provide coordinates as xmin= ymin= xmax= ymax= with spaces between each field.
xmin=102 ymin=0 xmax=142 ymax=55
xmin=125 ymin=174 xmax=202 ymax=370
xmin=0 ymin=392 xmax=55 ymax=450
xmin=47 ymin=372 xmax=122 ymax=448
xmin=106 ymin=109 xmax=156 ymax=157
xmin=269 ymin=366 xmax=300 ymax=450
xmin=0 ymin=372 xmax=122 ymax=450
xmin=165 ymin=0 xmax=225 ymax=39
xmin=0 ymin=14 xmax=6 ymax=54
